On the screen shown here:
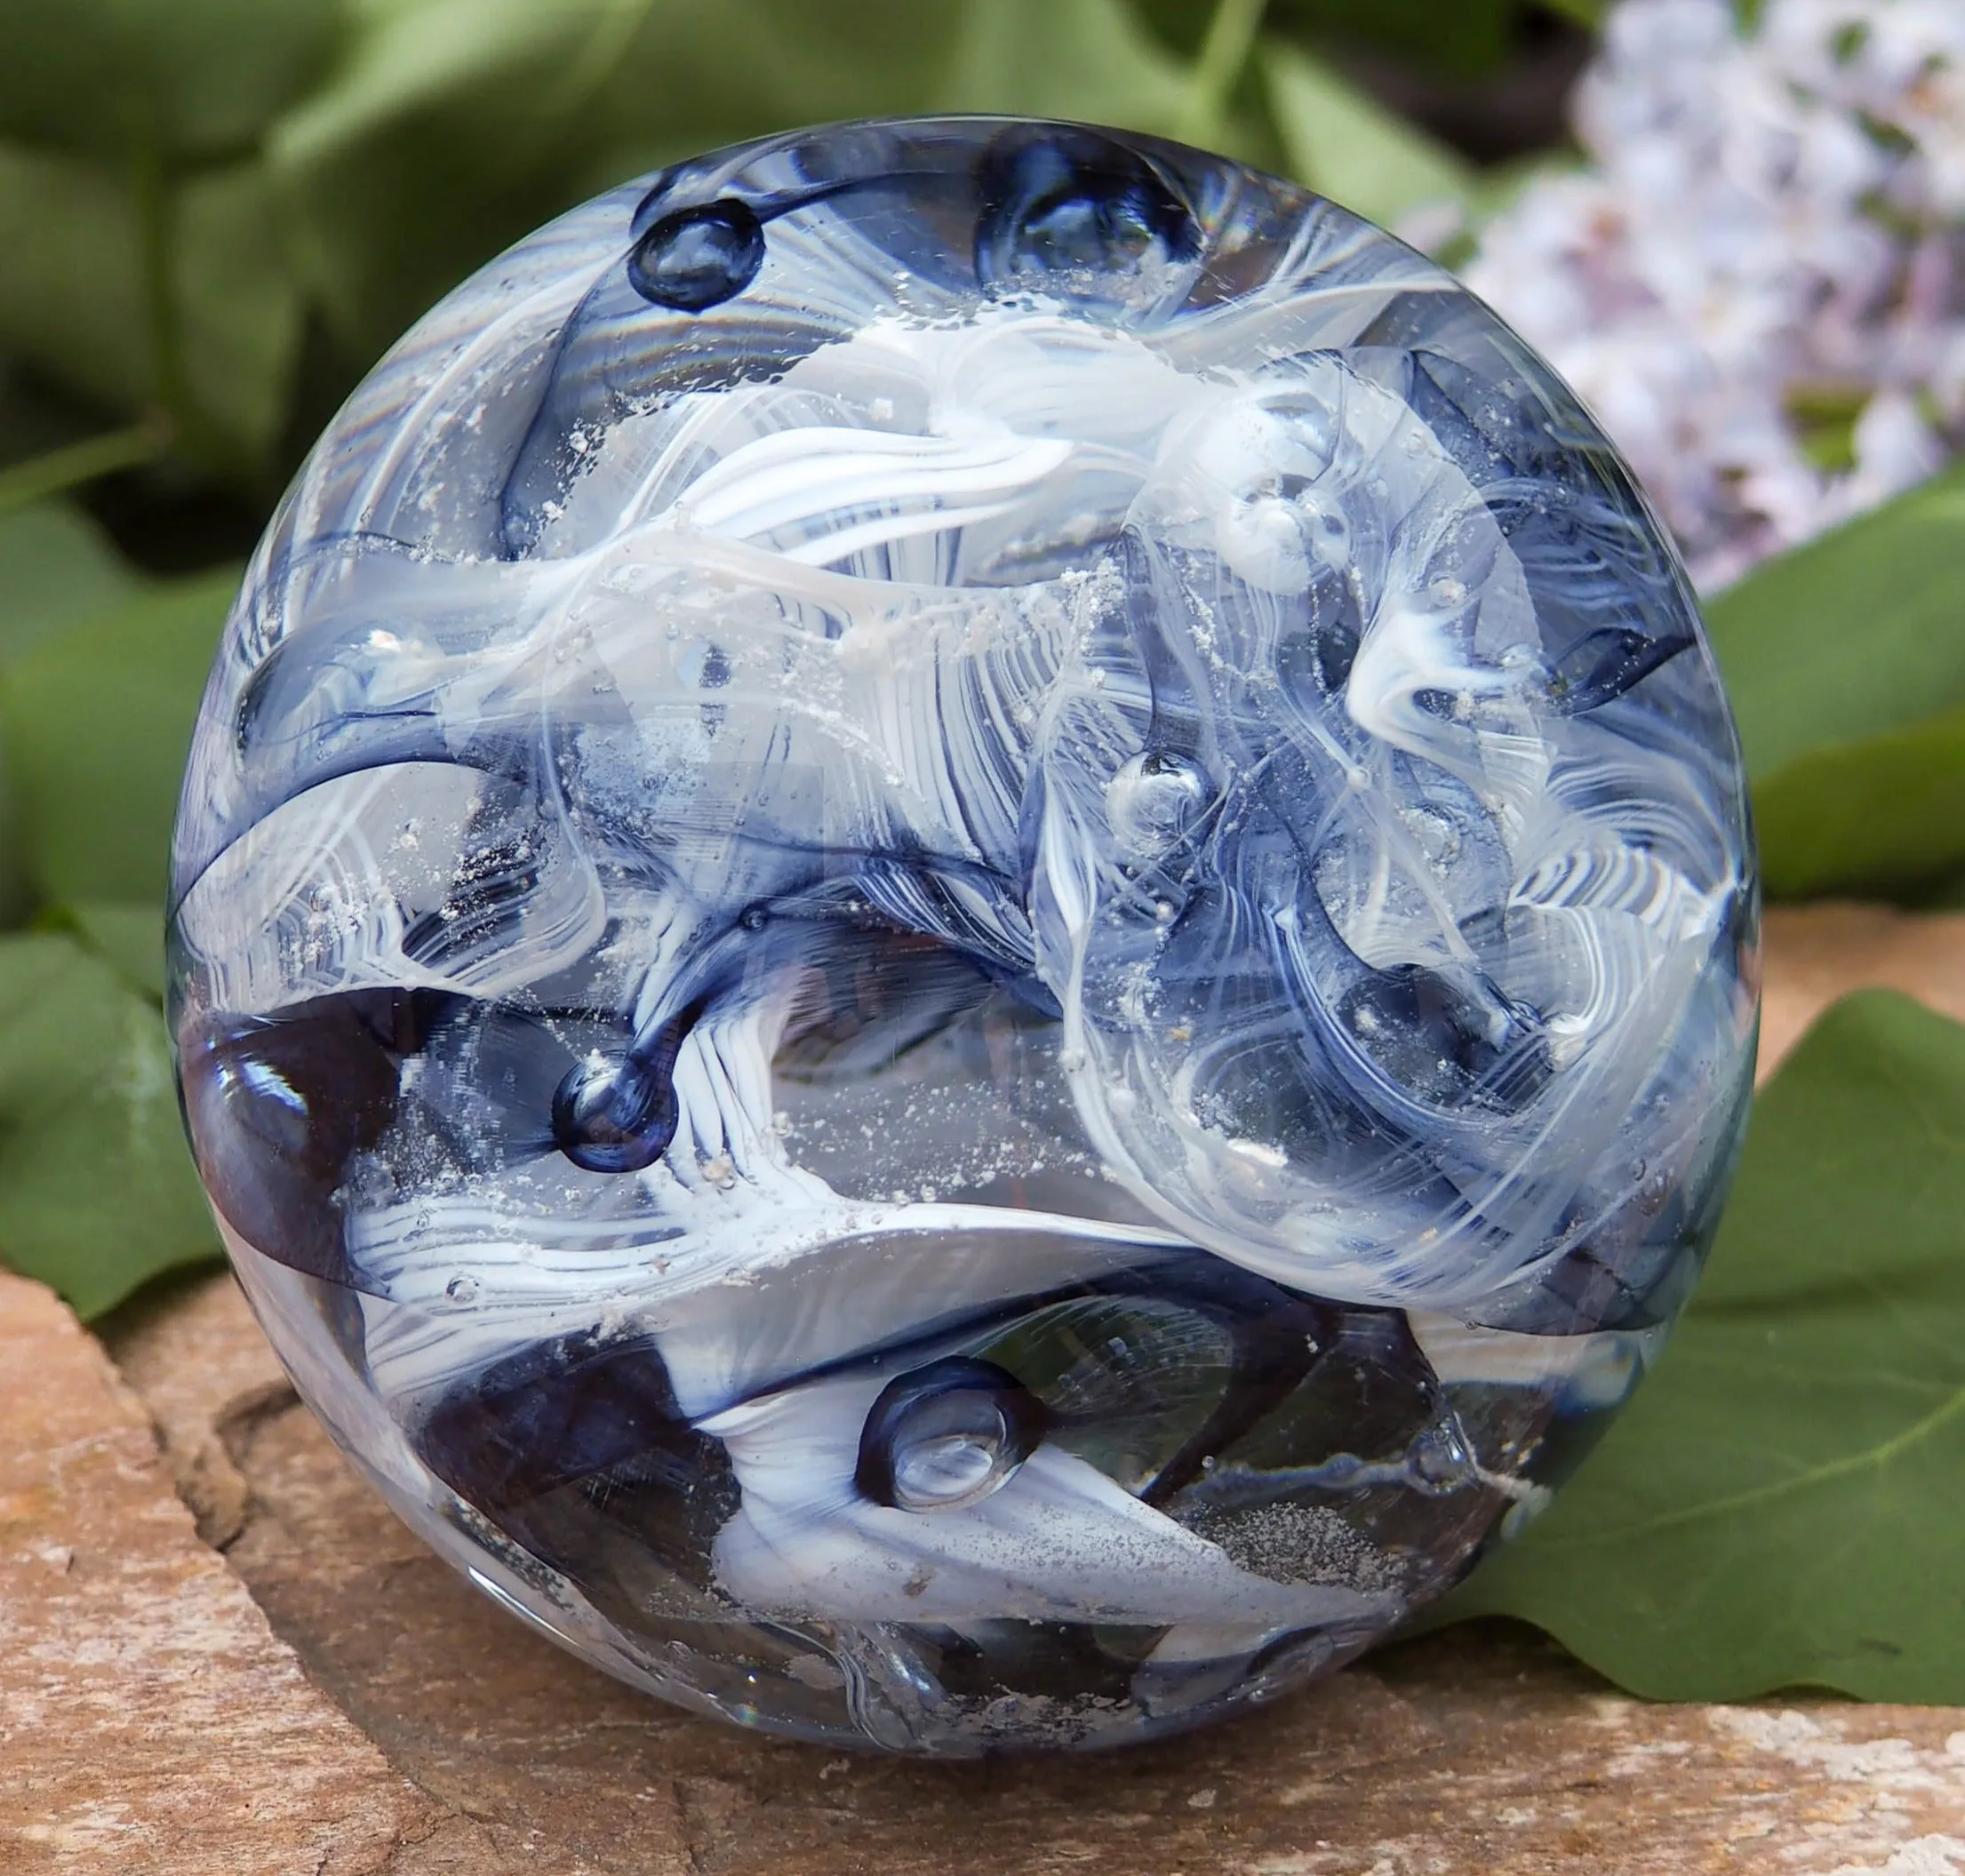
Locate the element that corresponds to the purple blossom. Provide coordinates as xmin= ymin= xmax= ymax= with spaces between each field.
xmin=1454 ymin=0 xmax=1965 ymax=588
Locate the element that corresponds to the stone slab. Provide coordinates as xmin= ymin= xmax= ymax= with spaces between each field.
xmin=0 ymin=1270 xmax=467 ymax=1874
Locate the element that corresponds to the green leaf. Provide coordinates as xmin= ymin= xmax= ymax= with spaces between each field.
xmin=173 ymin=160 xmax=308 ymax=465
xmin=0 ymin=146 xmax=154 ymax=427
xmin=270 ymin=0 xmax=658 ymax=363
xmin=0 ymin=0 xmax=341 ymax=164
xmin=1262 ymin=38 xmax=1474 ymax=230
xmin=1138 ymin=0 xmax=1530 ymax=78
xmin=938 ymin=0 xmax=1201 ymax=141
xmin=0 ymin=419 xmax=175 ymax=520
xmin=1437 ymin=990 xmax=1965 ymax=1703
xmin=691 ymin=1 xmax=963 ymax=125
xmin=270 ymin=0 xmax=1023 ymax=371
xmin=570 ymin=1 xmax=965 ymax=251
xmin=39 ymin=900 xmax=164 ymax=1002
xmin=1708 ymin=461 xmax=1965 ymax=778
xmin=0 ymin=500 xmax=148 ymax=930
xmin=0 ymin=140 xmax=302 ymax=468
xmin=0 ymin=569 xmax=233 ymax=907
xmin=1175 ymin=0 xmax=1267 ymax=151
xmin=0 ymin=500 xmax=142 ymax=664
xmin=1706 ymin=459 xmax=1965 ymax=900
xmin=0 ymin=930 xmax=219 ymax=1318
xmin=1750 ymin=705 xmax=1965 ymax=901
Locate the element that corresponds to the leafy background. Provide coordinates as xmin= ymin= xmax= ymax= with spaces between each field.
xmin=2 ymin=0 xmax=1961 ymax=1710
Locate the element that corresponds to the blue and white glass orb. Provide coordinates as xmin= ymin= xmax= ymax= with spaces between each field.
xmin=170 ymin=118 xmax=1758 ymax=1754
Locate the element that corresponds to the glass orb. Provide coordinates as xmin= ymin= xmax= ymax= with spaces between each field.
xmin=170 ymin=116 xmax=1758 ymax=1754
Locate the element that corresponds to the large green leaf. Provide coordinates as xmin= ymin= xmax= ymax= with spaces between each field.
xmin=0 ymin=500 xmax=142 ymax=664
xmin=0 ymin=0 xmax=340 ymax=164
xmin=277 ymin=0 xmax=686 ymax=363
xmin=268 ymin=0 xmax=603 ymax=359
xmin=1262 ymin=38 xmax=1473 ymax=228
xmin=0 ymin=147 xmax=155 ymax=428
xmin=1750 ymin=704 xmax=1965 ymax=902
xmin=939 ymin=0 xmax=1199 ymax=139
xmin=579 ymin=1 xmax=977 ymax=203
xmin=1705 ymin=460 xmax=1965 ymax=900
xmin=173 ymin=160 xmax=309 ymax=465
xmin=0 ymin=501 xmax=149 ymax=929
xmin=272 ymin=0 xmax=974 ymax=369
xmin=1438 ymin=990 xmax=1965 ymax=1703
xmin=0 ymin=930 xmax=219 ymax=1318
xmin=0 ymin=140 xmax=302 ymax=467
xmin=40 ymin=899 xmax=166 ymax=1003
xmin=0 ymin=569 xmax=233 ymax=907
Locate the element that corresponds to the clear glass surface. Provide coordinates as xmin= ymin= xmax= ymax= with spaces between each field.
xmin=169 ymin=117 xmax=1759 ymax=1754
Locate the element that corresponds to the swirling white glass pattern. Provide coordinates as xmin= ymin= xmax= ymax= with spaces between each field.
xmin=170 ymin=118 xmax=1758 ymax=1754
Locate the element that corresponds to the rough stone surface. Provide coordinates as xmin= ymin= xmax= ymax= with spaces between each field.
xmin=9 ymin=902 xmax=1965 ymax=1872
xmin=0 ymin=1270 xmax=459 ymax=1873
xmin=107 ymin=1259 xmax=295 ymax=1550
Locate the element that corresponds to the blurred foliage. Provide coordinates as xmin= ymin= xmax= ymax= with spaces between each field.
xmin=0 ymin=499 xmax=234 ymax=1306
xmin=1144 ymin=0 xmax=1597 ymax=80
xmin=1263 ymin=39 xmax=1475 ymax=232
xmin=0 ymin=0 xmax=340 ymax=162
xmin=0 ymin=502 xmax=141 ymax=661
xmin=0 ymin=928 xmax=214 ymax=1318
xmin=1705 ymin=460 xmax=1965 ymax=902
xmin=0 ymin=0 xmax=1577 ymax=495
xmin=4 ymin=571 xmax=235 ymax=908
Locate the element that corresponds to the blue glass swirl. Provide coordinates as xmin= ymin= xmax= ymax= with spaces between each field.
xmin=168 ymin=116 xmax=1758 ymax=1754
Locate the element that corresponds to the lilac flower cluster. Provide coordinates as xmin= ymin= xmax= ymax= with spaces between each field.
xmin=1457 ymin=0 xmax=1965 ymax=589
